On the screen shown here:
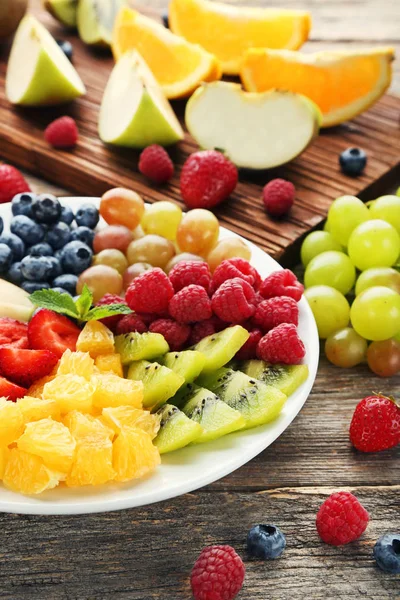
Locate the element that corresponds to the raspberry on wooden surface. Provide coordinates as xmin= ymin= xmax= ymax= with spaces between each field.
xmin=191 ymin=545 xmax=245 ymax=600
xmin=316 ymin=491 xmax=369 ymax=545
xmin=138 ymin=145 xmax=174 ymax=184
xmin=44 ymin=116 xmax=78 ymax=149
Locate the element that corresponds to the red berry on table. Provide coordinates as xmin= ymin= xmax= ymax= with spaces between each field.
xmin=0 ymin=164 xmax=31 ymax=204
xmin=259 ymin=269 xmax=304 ymax=302
xmin=257 ymin=323 xmax=305 ymax=364
xmin=96 ymin=293 xmax=127 ymax=332
xmin=0 ymin=317 xmax=29 ymax=349
xmin=138 ymin=145 xmax=174 ymax=184
xmin=0 ymin=348 xmax=58 ymax=388
xmin=316 ymin=491 xmax=369 ymax=546
xmin=115 ymin=313 xmax=148 ymax=335
xmin=191 ymin=545 xmax=245 ymax=600
xmin=349 ymin=394 xmax=400 ymax=453
xmin=211 ymin=257 xmax=261 ymax=293
xmin=262 ymin=178 xmax=295 ymax=217
xmin=27 ymin=309 xmax=81 ymax=359
xmin=212 ymin=277 xmax=256 ymax=323
xmin=253 ymin=296 xmax=299 ymax=332
xmin=125 ymin=268 xmax=174 ymax=314
xmin=235 ymin=328 xmax=263 ymax=360
xmin=169 ymin=285 xmax=212 ymax=324
xmin=44 ymin=116 xmax=78 ymax=149
xmin=0 ymin=376 xmax=27 ymax=401
xmin=169 ymin=260 xmax=211 ymax=293
xmin=149 ymin=318 xmax=191 ymax=350
xmin=180 ymin=150 xmax=238 ymax=209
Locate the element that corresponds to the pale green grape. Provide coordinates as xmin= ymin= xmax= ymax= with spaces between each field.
xmin=348 ymin=219 xmax=400 ymax=271
xmin=396 ymin=187 xmax=400 ymax=197
xmin=355 ymin=267 xmax=400 ymax=295
xmin=304 ymin=285 xmax=350 ymax=339
xmin=369 ymin=195 xmax=400 ymax=234
xmin=328 ymin=195 xmax=369 ymax=245
xmin=304 ymin=250 xmax=356 ymax=294
xmin=325 ymin=327 xmax=367 ymax=368
xmin=323 ymin=219 xmax=331 ymax=233
xmin=350 ymin=286 xmax=400 ymax=341
xmin=300 ymin=231 xmax=342 ymax=267
xmin=141 ymin=201 xmax=182 ymax=241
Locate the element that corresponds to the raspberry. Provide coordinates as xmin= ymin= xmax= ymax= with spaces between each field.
xmin=180 ymin=150 xmax=238 ymax=210
xmin=188 ymin=316 xmax=224 ymax=345
xmin=138 ymin=145 xmax=174 ymax=184
xmin=235 ymin=328 xmax=263 ymax=360
xmin=212 ymin=278 xmax=256 ymax=323
xmin=125 ymin=268 xmax=174 ymax=314
xmin=149 ymin=318 xmax=191 ymax=350
xmin=169 ymin=261 xmax=211 ymax=293
xmin=316 ymin=491 xmax=369 ymax=546
xmin=259 ymin=269 xmax=304 ymax=302
xmin=44 ymin=116 xmax=78 ymax=149
xmin=169 ymin=285 xmax=212 ymax=324
xmin=349 ymin=395 xmax=400 ymax=452
xmin=191 ymin=545 xmax=245 ymax=600
xmin=253 ymin=296 xmax=299 ymax=333
xmin=211 ymin=257 xmax=261 ymax=293
xmin=115 ymin=314 xmax=147 ymax=335
xmin=257 ymin=323 xmax=305 ymax=364
xmin=262 ymin=178 xmax=295 ymax=217
xmin=96 ymin=293 xmax=127 ymax=331
xmin=0 ymin=165 xmax=31 ymax=204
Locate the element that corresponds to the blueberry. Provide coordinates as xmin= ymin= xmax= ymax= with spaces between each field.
xmin=373 ymin=533 xmax=400 ymax=574
xmin=10 ymin=215 xmax=45 ymax=245
xmin=0 ymin=233 xmax=25 ymax=261
xmin=52 ymin=273 xmax=78 ymax=295
xmin=54 ymin=248 xmax=64 ymax=261
xmin=61 ymin=241 xmax=92 ymax=274
xmin=59 ymin=205 xmax=75 ymax=226
xmin=75 ymin=203 xmax=99 ymax=229
xmin=56 ymin=39 xmax=73 ymax=61
xmin=0 ymin=216 xmax=3 ymax=236
xmin=162 ymin=11 xmax=169 ymax=28
xmin=45 ymin=222 xmax=72 ymax=250
xmin=339 ymin=147 xmax=367 ymax=177
xmin=20 ymin=255 xmax=55 ymax=282
xmin=21 ymin=281 xmax=50 ymax=293
xmin=70 ymin=226 xmax=95 ymax=247
xmin=7 ymin=261 xmax=24 ymax=285
xmin=47 ymin=256 xmax=62 ymax=279
xmin=27 ymin=242 xmax=53 ymax=257
xmin=11 ymin=192 xmax=37 ymax=217
xmin=0 ymin=244 xmax=13 ymax=274
xmin=31 ymin=194 xmax=62 ymax=224
xmin=51 ymin=286 xmax=72 ymax=295
xmin=247 ymin=524 xmax=286 ymax=560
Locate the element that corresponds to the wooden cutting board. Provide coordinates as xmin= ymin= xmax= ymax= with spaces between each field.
xmin=0 ymin=0 xmax=399 ymax=266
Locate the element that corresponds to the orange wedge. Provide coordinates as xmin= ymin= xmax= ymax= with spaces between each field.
xmin=240 ymin=48 xmax=395 ymax=127
xmin=112 ymin=6 xmax=221 ymax=99
xmin=169 ymin=0 xmax=311 ymax=75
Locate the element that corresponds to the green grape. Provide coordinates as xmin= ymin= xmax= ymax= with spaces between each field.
xmin=323 ymin=219 xmax=331 ymax=233
xmin=141 ymin=201 xmax=182 ymax=241
xmin=325 ymin=327 xmax=367 ymax=368
xmin=350 ymin=286 xmax=400 ymax=341
xmin=348 ymin=219 xmax=400 ymax=271
xmin=304 ymin=285 xmax=350 ymax=339
xmin=304 ymin=250 xmax=356 ymax=295
xmin=396 ymin=187 xmax=400 ymax=197
xmin=369 ymin=195 xmax=400 ymax=234
xmin=355 ymin=267 xmax=400 ymax=295
xmin=367 ymin=339 xmax=400 ymax=377
xmin=300 ymin=231 xmax=342 ymax=267
xmin=328 ymin=195 xmax=369 ymax=245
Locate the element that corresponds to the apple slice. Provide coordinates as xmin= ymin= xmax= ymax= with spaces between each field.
xmin=6 ymin=15 xmax=85 ymax=106
xmin=185 ymin=81 xmax=321 ymax=169
xmin=43 ymin=0 xmax=78 ymax=28
xmin=0 ymin=280 xmax=33 ymax=321
xmin=77 ymin=0 xmax=126 ymax=47
xmin=99 ymin=50 xmax=184 ymax=148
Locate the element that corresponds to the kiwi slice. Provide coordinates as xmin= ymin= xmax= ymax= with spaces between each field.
xmin=127 ymin=360 xmax=184 ymax=410
xmin=198 ymin=367 xmax=287 ymax=430
xmin=191 ymin=326 xmax=249 ymax=374
xmin=180 ymin=385 xmax=246 ymax=443
xmin=154 ymin=404 xmax=203 ymax=454
xmin=239 ymin=360 xmax=309 ymax=397
xmin=161 ymin=351 xmax=206 ymax=384
xmin=115 ymin=332 xmax=169 ymax=365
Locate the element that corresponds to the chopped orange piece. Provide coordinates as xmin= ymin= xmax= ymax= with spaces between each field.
xmin=0 ymin=446 xmax=10 ymax=479
xmin=0 ymin=398 xmax=24 ymax=446
xmin=101 ymin=406 xmax=160 ymax=439
xmin=92 ymin=373 xmax=143 ymax=409
xmin=27 ymin=374 xmax=55 ymax=398
xmin=113 ymin=427 xmax=160 ymax=482
xmin=66 ymin=437 xmax=115 ymax=487
xmin=3 ymin=448 xmax=60 ymax=495
xmin=17 ymin=396 xmax=61 ymax=423
xmin=94 ymin=353 xmax=123 ymax=378
xmin=58 ymin=350 xmax=94 ymax=380
xmin=76 ymin=321 xmax=115 ymax=357
xmin=64 ymin=410 xmax=114 ymax=442
xmin=43 ymin=374 xmax=95 ymax=414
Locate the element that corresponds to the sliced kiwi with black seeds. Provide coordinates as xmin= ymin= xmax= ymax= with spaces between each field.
xmin=127 ymin=360 xmax=184 ymax=410
xmin=198 ymin=367 xmax=286 ymax=430
xmin=161 ymin=350 xmax=206 ymax=384
xmin=115 ymin=332 xmax=169 ymax=365
xmin=154 ymin=404 xmax=203 ymax=454
xmin=190 ymin=326 xmax=249 ymax=374
xmin=238 ymin=360 xmax=309 ymax=397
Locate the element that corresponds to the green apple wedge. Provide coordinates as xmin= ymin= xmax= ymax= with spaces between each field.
xmin=185 ymin=81 xmax=322 ymax=169
xmin=6 ymin=15 xmax=85 ymax=106
xmin=77 ymin=0 xmax=126 ymax=48
xmin=43 ymin=0 xmax=78 ymax=28
xmin=98 ymin=50 xmax=184 ymax=148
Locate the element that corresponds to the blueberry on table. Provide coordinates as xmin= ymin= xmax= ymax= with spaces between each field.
xmin=59 ymin=205 xmax=74 ymax=226
xmin=373 ymin=533 xmax=400 ymax=574
xmin=20 ymin=255 xmax=55 ymax=282
xmin=75 ymin=203 xmax=99 ymax=229
xmin=27 ymin=242 xmax=53 ymax=257
xmin=11 ymin=192 xmax=37 ymax=217
xmin=70 ymin=226 xmax=95 ymax=247
xmin=31 ymin=194 xmax=62 ymax=224
xmin=0 ymin=233 xmax=25 ymax=262
xmin=52 ymin=273 xmax=78 ymax=295
xmin=0 ymin=244 xmax=13 ymax=274
xmin=61 ymin=241 xmax=93 ymax=274
xmin=10 ymin=215 xmax=45 ymax=246
xmin=339 ymin=147 xmax=367 ymax=177
xmin=47 ymin=256 xmax=62 ymax=279
xmin=7 ymin=261 xmax=24 ymax=285
xmin=45 ymin=221 xmax=72 ymax=250
xmin=247 ymin=524 xmax=286 ymax=560
xmin=21 ymin=281 xmax=50 ymax=293
xmin=56 ymin=39 xmax=73 ymax=61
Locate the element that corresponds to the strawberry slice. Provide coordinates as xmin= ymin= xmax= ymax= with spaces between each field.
xmin=0 ymin=376 xmax=27 ymax=401
xmin=28 ymin=309 xmax=81 ymax=358
xmin=0 ymin=348 xmax=58 ymax=388
xmin=0 ymin=317 xmax=29 ymax=349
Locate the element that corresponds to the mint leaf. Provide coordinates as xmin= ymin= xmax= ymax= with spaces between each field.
xmin=29 ymin=289 xmax=79 ymax=319
xmin=83 ymin=304 xmax=132 ymax=321
xmin=75 ymin=284 xmax=93 ymax=317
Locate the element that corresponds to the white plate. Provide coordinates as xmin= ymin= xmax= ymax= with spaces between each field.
xmin=0 ymin=197 xmax=319 ymax=515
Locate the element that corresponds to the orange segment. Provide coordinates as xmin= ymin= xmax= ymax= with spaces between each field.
xmin=94 ymin=353 xmax=123 ymax=377
xmin=112 ymin=427 xmax=160 ymax=482
xmin=0 ymin=447 xmax=10 ymax=480
xmin=92 ymin=374 xmax=143 ymax=409
xmin=66 ymin=437 xmax=115 ymax=487
xmin=76 ymin=321 xmax=115 ymax=357
xmin=112 ymin=7 xmax=221 ymax=99
xmin=58 ymin=350 xmax=94 ymax=380
xmin=0 ymin=398 xmax=24 ymax=446
xmin=43 ymin=374 xmax=95 ymax=414
xmin=169 ymin=0 xmax=311 ymax=75
xmin=240 ymin=48 xmax=395 ymax=127
xmin=17 ymin=396 xmax=61 ymax=423
xmin=64 ymin=410 xmax=114 ymax=442
xmin=27 ymin=373 xmax=55 ymax=398
xmin=3 ymin=448 xmax=60 ymax=495
xmin=101 ymin=406 xmax=160 ymax=439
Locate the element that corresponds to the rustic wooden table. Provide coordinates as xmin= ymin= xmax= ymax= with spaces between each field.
xmin=0 ymin=1 xmax=399 ymax=599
